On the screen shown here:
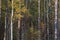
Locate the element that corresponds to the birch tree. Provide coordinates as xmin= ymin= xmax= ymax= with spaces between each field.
xmin=17 ymin=0 xmax=22 ymax=40
xmin=54 ymin=0 xmax=58 ymax=40
xmin=10 ymin=0 xmax=13 ymax=40
xmin=38 ymin=0 xmax=42 ymax=40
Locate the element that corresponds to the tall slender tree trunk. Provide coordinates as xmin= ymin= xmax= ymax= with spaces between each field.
xmin=11 ymin=0 xmax=13 ymax=40
xmin=54 ymin=0 xmax=58 ymax=40
xmin=44 ymin=0 xmax=47 ymax=40
xmin=19 ymin=0 xmax=25 ymax=40
xmin=21 ymin=18 xmax=25 ymax=40
xmin=47 ymin=0 xmax=51 ymax=40
xmin=0 ymin=0 xmax=3 ymax=40
xmin=5 ymin=0 xmax=8 ymax=40
xmin=17 ymin=0 xmax=22 ymax=40
xmin=38 ymin=0 xmax=41 ymax=40
xmin=17 ymin=19 xmax=21 ymax=40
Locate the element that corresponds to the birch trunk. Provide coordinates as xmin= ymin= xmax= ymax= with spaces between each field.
xmin=38 ymin=0 xmax=41 ymax=40
xmin=54 ymin=0 xmax=58 ymax=40
xmin=10 ymin=0 xmax=13 ymax=40
xmin=17 ymin=19 xmax=20 ymax=40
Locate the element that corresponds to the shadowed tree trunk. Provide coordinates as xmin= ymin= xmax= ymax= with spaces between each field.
xmin=47 ymin=0 xmax=51 ymax=40
xmin=0 ymin=3 xmax=5 ymax=39
xmin=0 ymin=22 xmax=5 ymax=40
xmin=5 ymin=0 xmax=9 ymax=40
xmin=43 ymin=0 xmax=47 ymax=40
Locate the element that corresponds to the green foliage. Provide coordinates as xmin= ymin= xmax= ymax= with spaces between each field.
xmin=1 ymin=0 xmax=59 ymax=40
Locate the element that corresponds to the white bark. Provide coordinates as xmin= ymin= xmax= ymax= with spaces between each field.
xmin=54 ymin=0 xmax=58 ymax=40
xmin=38 ymin=0 xmax=41 ymax=40
xmin=17 ymin=19 xmax=20 ymax=40
xmin=11 ymin=0 xmax=13 ymax=40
